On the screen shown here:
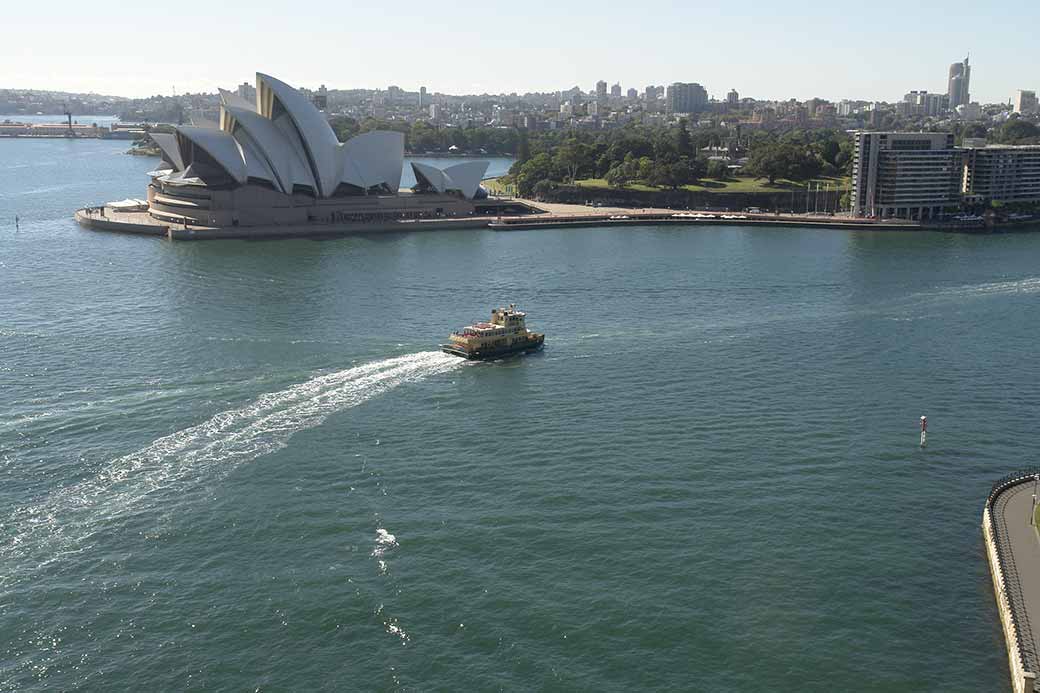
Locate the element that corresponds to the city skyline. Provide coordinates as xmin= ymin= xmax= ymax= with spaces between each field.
xmin=2 ymin=0 xmax=1037 ymax=103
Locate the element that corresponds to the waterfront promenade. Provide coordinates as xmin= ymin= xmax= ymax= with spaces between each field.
xmin=75 ymin=200 xmax=924 ymax=239
xmin=985 ymin=472 xmax=1040 ymax=693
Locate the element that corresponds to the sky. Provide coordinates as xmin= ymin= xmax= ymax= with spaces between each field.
xmin=2 ymin=0 xmax=1036 ymax=104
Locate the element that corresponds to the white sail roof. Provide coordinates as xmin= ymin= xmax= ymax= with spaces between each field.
xmin=411 ymin=160 xmax=490 ymax=199
xmin=149 ymin=132 xmax=184 ymax=171
xmin=175 ymin=126 xmax=248 ymax=184
xmin=160 ymin=73 xmax=463 ymax=201
xmin=340 ymin=131 xmax=405 ymax=192
xmin=218 ymin=88 xmax=255 ymax=112
xmin=222 ymin=105 xmax=315 ymax=193
xmin=257 ymin=73 xmax=340 ymax=197
xmin=443 ymin=161 xmax=490 ymax=199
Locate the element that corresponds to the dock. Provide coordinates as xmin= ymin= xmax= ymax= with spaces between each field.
xmin=983 ymin=470 xmax=1040 ymax=693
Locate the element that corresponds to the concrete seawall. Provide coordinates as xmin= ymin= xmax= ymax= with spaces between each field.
xmin=77 ymin=204 xmax=1034 ymax=240
xmin=74 ymin=209 xmax=168 ymax=236
xmin=983 ymin=471 xmax=1040 ymax=693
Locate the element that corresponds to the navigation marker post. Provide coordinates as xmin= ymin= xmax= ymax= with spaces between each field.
xmin=920 ymin=416 xmax=927 ymax=448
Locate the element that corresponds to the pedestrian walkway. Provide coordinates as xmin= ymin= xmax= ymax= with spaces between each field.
xmin=992 ymin=479 xmax=1040 ymax=691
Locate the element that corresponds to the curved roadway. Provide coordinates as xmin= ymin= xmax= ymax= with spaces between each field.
xmin=993 ymin=480 xmax=1040 ymax=686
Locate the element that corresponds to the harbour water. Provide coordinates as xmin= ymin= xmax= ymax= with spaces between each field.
xmin=2 ymin=138 xmax=1038 ymax=690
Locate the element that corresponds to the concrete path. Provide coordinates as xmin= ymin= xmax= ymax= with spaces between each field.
xmin=994 ymin=480 xmax=1040 ymax=681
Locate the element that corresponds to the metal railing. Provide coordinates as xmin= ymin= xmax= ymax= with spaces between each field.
xmin=986 ymin=469 xmax=1040 ymax=687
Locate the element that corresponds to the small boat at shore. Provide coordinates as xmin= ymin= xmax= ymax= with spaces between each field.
xmin=441 ymin=305 xmax=544 ymax=360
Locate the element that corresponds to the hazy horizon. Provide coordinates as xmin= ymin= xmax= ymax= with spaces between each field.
xmin=3 ymin=0 xmax=1036 ymax=104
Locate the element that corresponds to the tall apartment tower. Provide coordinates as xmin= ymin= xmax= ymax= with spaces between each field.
xmin=1014 ymin=90 xmax=1038 ymax=114
xmin=947 ymin=57 xmax=971 ymax=110
xmin=419 ymin=86 xmax=428 ymax=109
xmin=851 ymin=131 xmax=961 ymax=220
xmin=596 ymin=80 xmax=608 ymax=102
xmin=610 ymin=83 xmax=622 ymax=98
xmin=665 ymin=82 xmax=708 ymax=115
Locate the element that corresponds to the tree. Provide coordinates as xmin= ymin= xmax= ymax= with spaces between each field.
xmin=677 ymin=118 xmax=693 ymax=158
xmin=515 ymin=153 xmax=556 ymax=197
xmin=605 ymin=164 xmax=630 ymax=189
xmin=517 ymin=128 xmax=531 ymax=164
xmin=637 ymin=156 xmax=654 ymax=183
xmin=707 ymin=159 xmax=730 ymax=180
xmin=531 ymin=179 xmax=554 ymax=199
xmin=746 ymin=143 xmax=786 ymax=184
xmin=746 ymin=142 xmax=821 ymax=184
xmin=995 ymin=118 xmax=1040 ymax=144
xmin=554 ymin=139 xmax=591 ymax=182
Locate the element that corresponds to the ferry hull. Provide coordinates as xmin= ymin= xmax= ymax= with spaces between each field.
xmin=441 ymin=335 xmax=544 ymax=361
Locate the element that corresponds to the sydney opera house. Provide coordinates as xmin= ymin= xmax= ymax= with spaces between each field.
xmin=143 ymin=73 xmax=492 ymax=228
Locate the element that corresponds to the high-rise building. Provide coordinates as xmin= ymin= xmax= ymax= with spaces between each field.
xmin=311 ymin=84 xmax=328 ymax=111
xmin=237 ymin=81 xmax=256 ymax=105
xmin=1014 ymin=90 xmax=1038 ymax=114
xmin=387 ymin=85 xmax=403 ymax=102
xmin=665 ymin=82 xmax=708 ymax=114
xmin=596 ymin=80 xmax=608 ymax=102
xmin=726 ymin=89 xmax=739 ymax=105
xmin=902 ymin=90 xmax=948 ymax=117
xmin=429 ymin=103 xmax=440 ymax=120
xmin=947 ymin=57 xmax=971 ymax=110
xmin=610 ymin=83 xmax=622 ymax=98
xmin=626 ymin=88 xmax=638 ymax=100
xmin=961 ymin=144 xmax=1040 ymax=204
xmin=419 ymin=86 xmax=428 ymax=109
xmin=645 ymin=85 xmax=657 ymax=101
xmin=851 ymin=131 xmax=961 ymax=219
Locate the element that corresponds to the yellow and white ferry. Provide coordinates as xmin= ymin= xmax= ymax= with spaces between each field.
xmin=441 ymin=305 xmax=545 ymax=360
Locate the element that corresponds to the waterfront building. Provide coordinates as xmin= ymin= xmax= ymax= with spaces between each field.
xmin=947 ymin=56 xmax=971 ymax=110
xmin=144 ymin=73 xmax=489 ymax=229
xmin=961 ymin=144 xmax=1040 ymax=204
xmin=851 ymin=131 xmax=960 ymax=219
xmin=666 ymin=82 xmax=708 ymax=115
xmin=1013 ymin=90 xmax=1038 ymax=114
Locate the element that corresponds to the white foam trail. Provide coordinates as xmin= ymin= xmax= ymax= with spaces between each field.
xmin=931 ymin=277 xmax=1040 ymax=298
xmin=0 ymin=351 xmax=461 ymax=580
